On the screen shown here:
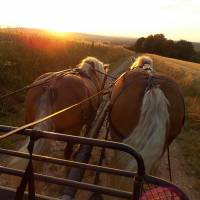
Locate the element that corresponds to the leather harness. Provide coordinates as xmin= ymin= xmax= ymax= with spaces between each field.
xmin=109 ymin=70 xmax=161 ymax=140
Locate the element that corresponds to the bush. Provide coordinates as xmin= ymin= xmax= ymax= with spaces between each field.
xmin=132 ymin=34 xmax=199 ymax=63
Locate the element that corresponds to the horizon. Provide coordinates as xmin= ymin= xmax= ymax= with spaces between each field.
xmin=1 ymin=26 xmax=200 ymax=44
xmin=0 ymin=0 xmax=200 ymax=42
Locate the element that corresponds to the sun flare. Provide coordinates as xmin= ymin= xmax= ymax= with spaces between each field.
xmin=46 ymin=26 xmax=68 ymax=33
xmin=0 ymin=0 xmax=200 ymax=41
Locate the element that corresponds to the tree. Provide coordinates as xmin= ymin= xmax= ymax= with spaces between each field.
xmin=142 ymin=35 xmax=155 ymax=53
xmin=175 ymin=40 xmax=195 ymax=60
xmin=134 ymin=37 xmax=145 ymax=52
xmin=163 ymin=40 xmax=177 ymax=57
xmin=151 ymin=34 xmax=167 ymax=55
xmin=133 ymin=34 xmax=196 ymax=62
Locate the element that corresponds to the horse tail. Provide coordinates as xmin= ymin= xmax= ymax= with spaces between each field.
xmin=9 ymin=87 xmax=54 ymax=170
xmin=116 ymin=86 xmax=170 ymax=174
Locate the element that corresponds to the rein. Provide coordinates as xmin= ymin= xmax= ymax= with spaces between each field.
xmin=0 ymin=69 xmax=116 ymax=102
xmin=93 ymin=69 xmax=117 ymax=80
xmin=0 ymin=84 xmax=113 ymax=141
xmin=0 ymin=68 xmax=74 ymax=101
xmin=0 ymin=58 xmax=130 ymax=139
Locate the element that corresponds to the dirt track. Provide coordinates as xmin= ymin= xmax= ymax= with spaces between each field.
xmin=156 ymin=135 xmax=200 ymax=200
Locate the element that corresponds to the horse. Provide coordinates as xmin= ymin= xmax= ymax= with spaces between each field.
xmin=107 ymin=55 xmax=185 ymax=192
xmin=9 ymin=56 xmax=109 ymax=169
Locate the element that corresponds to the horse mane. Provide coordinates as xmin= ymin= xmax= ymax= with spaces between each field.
xmin=79 ymin=56 xmax=105 ymax=83
xmin=130 ymin=56 xmax=153 ymax=72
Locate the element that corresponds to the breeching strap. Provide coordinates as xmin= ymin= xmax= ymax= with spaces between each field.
xmin=167 ymin=147 xmax=172 ymax=182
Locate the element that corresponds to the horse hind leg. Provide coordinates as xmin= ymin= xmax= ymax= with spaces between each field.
xmin=63 ymin=126 xmax=85 ymax=160
xmin=8 ymin=87 xmax=54 ymax=170
xmin=64 ymin=142 xmax=75 ymax=160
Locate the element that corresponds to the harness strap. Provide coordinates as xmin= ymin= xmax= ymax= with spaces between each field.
xmin=167 ymin=147 xmax=172 ymax=182
xmin=15 ymin=135 xmax=35 ymax=200
xmin=109 ymin=71 xmax=161 ymax=140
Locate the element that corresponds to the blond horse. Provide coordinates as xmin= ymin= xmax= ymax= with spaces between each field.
xmin=107 ymin=56 xmax=185 ymax=193
xmin=9 ymin=57 xmax=108 ymax=169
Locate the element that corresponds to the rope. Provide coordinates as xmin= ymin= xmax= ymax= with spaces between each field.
xmin=0 ymin=85 xmax=113 ymax=141
xmin=0 ymin=58 xmax=134 ymax=140
xmin=167 ymin=147 xmax=172 ymax=182
xmin=0 ymin=68 xmax=73 ymax=101
xmin=0 ymin=68 xmax=115 ymax=102
xmin=93 ymin=69 xmax=117 ymax=80
xmin=0 ymin=86 xmax=30 ymax=101
xmin=0 ymin=55 xmax=136 ymax=102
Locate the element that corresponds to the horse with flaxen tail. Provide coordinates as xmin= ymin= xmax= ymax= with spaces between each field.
xmin=9 ymin=56 xmax=109 ymax=169
xmin=108 ymin=56 xmax=185 ymax=190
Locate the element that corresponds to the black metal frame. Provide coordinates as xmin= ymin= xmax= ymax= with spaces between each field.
xmin=0 ymin=125 xmax=189 ymax=200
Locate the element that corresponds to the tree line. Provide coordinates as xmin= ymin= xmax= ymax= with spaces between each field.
xmin=130 ymin=34 xmax=200 ymax=63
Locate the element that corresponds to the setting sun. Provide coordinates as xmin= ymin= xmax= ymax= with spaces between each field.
xmin=0 ymin=0 xmax=200 ymax=42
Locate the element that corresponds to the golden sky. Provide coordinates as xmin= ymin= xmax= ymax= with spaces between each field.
xmin=0 ymin=0 xmax=200 ymax=42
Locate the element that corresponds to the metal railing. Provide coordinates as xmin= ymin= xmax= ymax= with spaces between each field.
xmin=0 ymin=125 xmax=145 ymax=200
xmin=0 ymin=125 xmax=190 ymax=200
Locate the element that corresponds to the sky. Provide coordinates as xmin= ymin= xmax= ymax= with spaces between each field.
xmin=0 ymin=0 xmax=200 ymax=42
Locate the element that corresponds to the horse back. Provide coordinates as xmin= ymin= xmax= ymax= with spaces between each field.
xmin=25 ymin=73 xmax=100 ymax=134
xmin=110 ymin=69 xmax=185 ymax=144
